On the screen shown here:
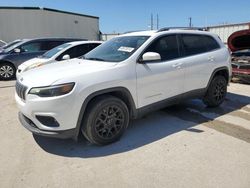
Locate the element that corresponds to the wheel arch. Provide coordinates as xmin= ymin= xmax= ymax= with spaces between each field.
xmin=206 ymin=66 xmax=230 ymax=90
xmin=0 ymin=60 xmax=16 ymax=69
xmin=74 ymin=87 xmax=137 ymax=140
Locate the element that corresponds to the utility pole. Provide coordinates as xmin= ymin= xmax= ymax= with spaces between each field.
xmin=156 ymin=14 xmax=159 ymax=29
xmin=151 ymin=13 xmax=154 ymax=30
xmin=189 ymin=17 xmax=192 ymax=27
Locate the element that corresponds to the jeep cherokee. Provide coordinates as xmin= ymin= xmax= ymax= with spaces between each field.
xmin=15 ymin=28 xmax=231 ymax=145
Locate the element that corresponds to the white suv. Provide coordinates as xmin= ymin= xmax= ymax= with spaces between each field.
xmin=15 ymin=28 xmax=231 ymax=145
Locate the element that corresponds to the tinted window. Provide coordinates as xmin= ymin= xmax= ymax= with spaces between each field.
xmin=145 ymin=35 xmax=180 ymax=61
xmin=56 ymin=47 xmax=77 ymax=61
xmin=56 ymin=43 xmax=100 ymax=60
xmin=75 ymin=44 xmax=91 ymax=56
xmin=41 ymin=43 xmax=72 ymax=59
xmin=181 ymin=34 xmax=220 ymax=56
xmin=88 ymin=43 xmax=101 ymax=51
xmin=45 ymin=41 xmax=65 ymax=50
xmin=20 ymin=42 xmax=42 ymax=52
xmin=181 ymin=35 xmax=207 ymax=56
xmin=203 ymin=36 xmax=220 ymax=51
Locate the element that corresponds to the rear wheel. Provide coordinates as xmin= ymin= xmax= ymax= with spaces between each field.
xmin=81 ymin=95 xmax=129 ymax=145
xmin=0 ymin=63 xmax=16 ymax=80
xmin=203 ymin=75 xmax=227 ymax=107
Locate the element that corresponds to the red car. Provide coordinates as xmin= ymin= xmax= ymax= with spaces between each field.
xmin=228 ymin=29 xmax=250 ymax=83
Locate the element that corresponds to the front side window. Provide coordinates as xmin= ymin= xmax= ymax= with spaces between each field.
xmin=84 ymin=36 xmax=149 ymax=62
xmin=56 ymin=46 xmax=78 ymax=60
xmin=144 ymin=35 xmax=180 ymax=61
xmin=41 ymin=43 xmax=71 ymax=59
xmin=20 ymin=42 xmax=42 ymax=52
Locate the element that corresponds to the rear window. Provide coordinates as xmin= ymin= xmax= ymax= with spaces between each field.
xmin=181 ymin=34 xmax=220 ymax=56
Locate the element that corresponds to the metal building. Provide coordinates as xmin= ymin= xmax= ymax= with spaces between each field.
xmin=207 ymin=22 xmax=250 ymax=44
xmin=0 ymin=7 xmax=100 ymax=42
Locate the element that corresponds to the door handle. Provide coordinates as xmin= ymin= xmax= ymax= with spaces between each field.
xmin=208 ymin=56 xmax=215 ymax=62
xmin=172 ymin=63 xmax=182 ymax=68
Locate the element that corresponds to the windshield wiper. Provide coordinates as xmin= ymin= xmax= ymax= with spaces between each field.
xmin=85 ymin=57 xmax=105 ymax=61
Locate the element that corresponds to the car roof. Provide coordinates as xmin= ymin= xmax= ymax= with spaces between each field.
xmin=121 ymin=29 xmax=215 ymax=38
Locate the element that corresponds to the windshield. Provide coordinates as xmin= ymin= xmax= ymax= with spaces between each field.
xmin=84 ymin=36 xmax=149 ymax=62
xmin=2 ymin=40 xmax=22 ymax=49
xmin=41 ymin=43 xmax=72 ymax=59
xmin=3 ymin=40 xmax=24 ymax=53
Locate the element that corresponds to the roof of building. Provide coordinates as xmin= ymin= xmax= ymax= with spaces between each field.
xmin=0 ymin=6 xmax=99 ymax=19
xmin=208 ymin=21 xmax=250 ymax=28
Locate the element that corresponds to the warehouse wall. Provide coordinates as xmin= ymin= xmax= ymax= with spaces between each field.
xmin=0 ymin=8 xmax=99 ymax=42
xmin=208 ymin=24 xmax=250 ymax=44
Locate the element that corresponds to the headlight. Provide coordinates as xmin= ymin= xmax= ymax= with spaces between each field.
xmin=29 ymin=83 xmax=75 ymax=97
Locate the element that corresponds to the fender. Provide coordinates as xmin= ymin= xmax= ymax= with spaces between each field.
xmin=74 ymin=87 xmax=137 ymax=140
xmin=205 ymin=66 xmax=230 ymax=90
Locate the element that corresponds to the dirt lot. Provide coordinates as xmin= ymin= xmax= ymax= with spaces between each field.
xmin=0 ymin=81 xmax=250 ymax=188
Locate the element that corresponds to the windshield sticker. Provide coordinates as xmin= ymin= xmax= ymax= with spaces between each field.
xmin=118 ymin=46 xmax=134 ymax=53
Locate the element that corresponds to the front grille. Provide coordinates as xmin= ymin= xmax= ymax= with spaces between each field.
xmin=232 ymin=62 xmax=250 ymax=70
xmin=16 ymin=81 xmax=28 ymax=100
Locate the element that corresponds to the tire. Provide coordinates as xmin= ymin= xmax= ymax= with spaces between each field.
xmin=0 ymin=63 xmax=16 ymax=80
xmin=81 ymin=95 xmax=129 ymax=145
xmin=203 ymin=75 xmax=227 ymax=107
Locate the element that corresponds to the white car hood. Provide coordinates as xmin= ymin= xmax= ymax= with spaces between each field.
xmin=18 ymin=58 xmax=117 ymax=87
xmin=18 ymin=58 xmax=49 ymax=70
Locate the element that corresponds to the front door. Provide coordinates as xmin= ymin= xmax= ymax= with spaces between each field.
xmin=136 ymin=35 xmax=185 ymax=108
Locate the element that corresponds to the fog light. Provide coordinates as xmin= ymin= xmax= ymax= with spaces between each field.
xmin=36 ymin=115 xmax=60 ymax=127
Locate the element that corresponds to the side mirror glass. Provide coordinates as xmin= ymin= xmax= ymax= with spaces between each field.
xmin=140 ymin=52 xmax=161 ymax=63
xmin=14 ymin=48 xmax=21 ymax=53
xmin=62 ymin=54 xmax=70 ymax=60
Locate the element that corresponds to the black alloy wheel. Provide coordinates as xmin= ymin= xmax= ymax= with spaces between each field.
xmin=82 ymin=95 xmax=129 ymax=145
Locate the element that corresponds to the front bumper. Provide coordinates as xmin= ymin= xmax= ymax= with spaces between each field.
xmin=232 ymin=68 xmax=250 ymax=78
xmin=19 ymin=112 xmax=77 ymax=139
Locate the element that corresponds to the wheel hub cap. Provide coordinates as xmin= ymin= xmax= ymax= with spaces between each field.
xmin=0 ymin=65 xmax=14 ymax=78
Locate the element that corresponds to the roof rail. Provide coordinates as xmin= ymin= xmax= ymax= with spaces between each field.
xmin=123 ymin=30 xmax=147 ymax=34
xmin=157 ymin=27 xmax=208 ymax=32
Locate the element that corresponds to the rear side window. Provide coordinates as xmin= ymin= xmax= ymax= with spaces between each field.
xmin=181 ymin=34 xmax=220 ymax=56
xmin=145 ymin=35 xmax=180 ymax=61
xmin=203 ymin=36 xmax=220 ymax=51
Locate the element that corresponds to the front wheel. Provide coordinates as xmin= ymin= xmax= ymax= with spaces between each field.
xmin=81 ymin=95 xmax=129 ymax=145
xmin=203 ymin=75 xmax=227 ymax=107
xmin=0 ymin=63 xmax=16 ymax=80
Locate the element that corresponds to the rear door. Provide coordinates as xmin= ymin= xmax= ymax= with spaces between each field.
xmin=179 ymin=34 xmax=221 ymax=92
xmin=136 ymin=35 xmax=185 ymax=108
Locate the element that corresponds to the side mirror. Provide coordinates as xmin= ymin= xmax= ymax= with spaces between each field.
xmin=62 ymin=54 xmax=70 ymax=60
xmin=140 ymin=52 xmax=161 ymax=63
xmin=14 ymin=48 xmax=21 ymax=53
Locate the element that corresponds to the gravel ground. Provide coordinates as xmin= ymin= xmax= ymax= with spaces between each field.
xmin=0 ymin=81 xmax=250 ymax=188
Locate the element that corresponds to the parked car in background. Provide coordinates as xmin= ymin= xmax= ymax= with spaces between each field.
xmin=228 ymin=29 xmax=250 ymax=83
xmin=16 ymin=41 xmax=102 ymax=78
xmin=0 ymin=40 xmax=7 ymax=47
xmin=0 ymin=38 xmax=84 ymax=80
xmin=231 ymin=49 xmax=250 ymax=83
xmin=15 ymin=28 xmax=231 ymax=145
